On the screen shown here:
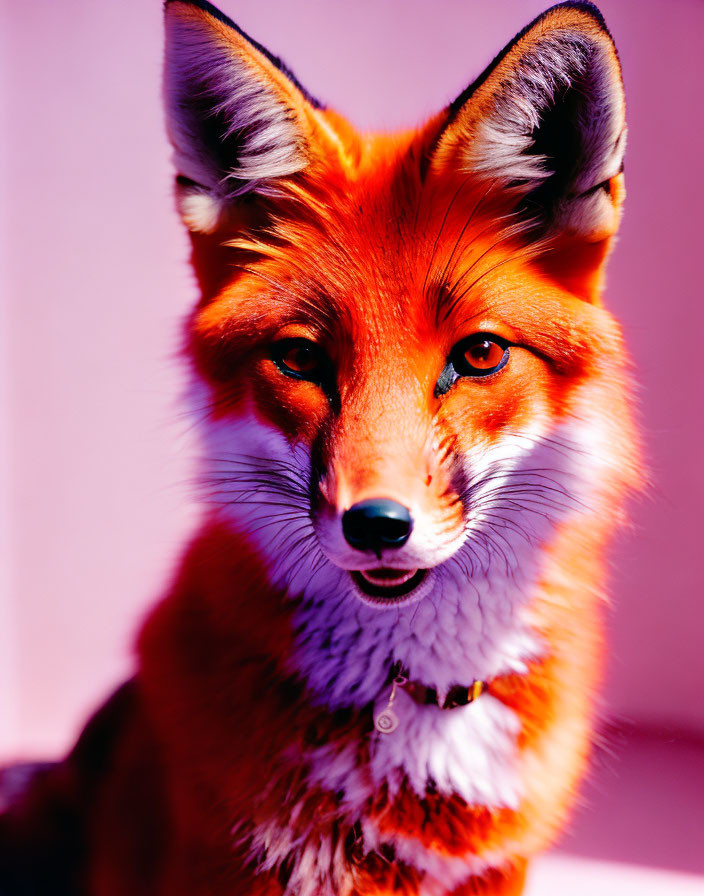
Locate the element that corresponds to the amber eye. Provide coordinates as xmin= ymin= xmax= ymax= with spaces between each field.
xmin=448 ymin=333 xmax=510 ymax=380
xmin=454 ymin=334 xmax=509 ymax=376
xmin=462 ymin=339 xmax=507 ymax=371
xmin=271 ymin=338 xmax=330 ymax=384
xmin=281 ymin=344 xmax=318 ymax=374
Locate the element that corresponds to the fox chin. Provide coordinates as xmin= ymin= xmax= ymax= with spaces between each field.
xmin=0 ymin=2 xmax=640 ymax=895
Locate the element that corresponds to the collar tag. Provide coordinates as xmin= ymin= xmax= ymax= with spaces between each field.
xmin=374 ymin=674 xmax=407 ymax=734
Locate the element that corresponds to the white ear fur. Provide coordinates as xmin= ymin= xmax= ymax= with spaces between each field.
xmin=164 ymin=1 xmax=316 ymax=233
xmin=175 ymin=186 xmax=229 ymax=234
xmin=437 ymin=6 xmax=626 ymax=241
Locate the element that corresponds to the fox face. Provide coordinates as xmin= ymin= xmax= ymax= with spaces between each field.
xmin=165 ymin=0 xmax=639 ymax=708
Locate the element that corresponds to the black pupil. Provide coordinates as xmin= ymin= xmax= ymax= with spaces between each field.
xmin=287 ymin=345 xmax=316 ymax=372
xmin=472 ymin=341 xmax=492 ymax=361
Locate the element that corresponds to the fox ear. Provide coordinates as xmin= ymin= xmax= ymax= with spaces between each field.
xmin=164 ymin=0 xmax=324 ymax=233
xmin=431 ymin=2 xmax=626 ymax=243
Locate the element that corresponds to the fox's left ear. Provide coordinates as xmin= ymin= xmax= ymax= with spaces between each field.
xmin=431 ymin=2 xmax=626 ymax=251
xmin=164 ymin=0 xmax=330 ymax=234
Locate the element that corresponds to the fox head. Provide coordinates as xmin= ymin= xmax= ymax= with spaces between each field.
xmin=164 ymin=1 xmax=639 ymax=704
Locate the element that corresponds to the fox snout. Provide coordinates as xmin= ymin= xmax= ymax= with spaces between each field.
xmin=311 ymin=438 xmax=467 ymax=596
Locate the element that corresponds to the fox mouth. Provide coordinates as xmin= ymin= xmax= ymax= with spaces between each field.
xmin=350 ymin=568 xmax=427 ymax=602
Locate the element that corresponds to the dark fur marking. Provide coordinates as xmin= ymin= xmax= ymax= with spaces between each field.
xmin=0 ymin=680 xmax=136 ymax=896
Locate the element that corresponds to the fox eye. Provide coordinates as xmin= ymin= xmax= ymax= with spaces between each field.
xmin=435 ymin=333 xmax=511 ymax=396
xmin=454 ymin=335 xmax=509 ymax=376
xmin=271 ymin=338 xmax=330 ymax=384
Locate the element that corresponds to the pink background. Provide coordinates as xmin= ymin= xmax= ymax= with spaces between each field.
xmin=1 ymin=4 xmax=703 ymax=882
xmin=2 ymin=1 xmax=703 ymax=890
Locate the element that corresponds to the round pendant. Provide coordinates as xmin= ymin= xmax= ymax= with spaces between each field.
xmin=374 ymin=708 xmax=399 ymax=734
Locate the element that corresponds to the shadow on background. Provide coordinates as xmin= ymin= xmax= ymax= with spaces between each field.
xmin=554 ymin=724 xmax=704 ymax=875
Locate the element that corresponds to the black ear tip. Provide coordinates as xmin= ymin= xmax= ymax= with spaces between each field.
xmin=163 ymin=0 xmax=324 ymax=111
xmin=541 ymin=2 xmax=613 ymax=39
xmin=448 ymin=1 xmax=616 ymax=118
xmin=164 ymin=0 xmax=237 ymax=30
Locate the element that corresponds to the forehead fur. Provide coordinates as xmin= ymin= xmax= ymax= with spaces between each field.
xmin=190 ymin=132 xmax=619 ymax=378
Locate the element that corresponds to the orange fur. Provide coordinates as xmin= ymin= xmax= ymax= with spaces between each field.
xmin=0 ymin=3 xmax=641 ymax=895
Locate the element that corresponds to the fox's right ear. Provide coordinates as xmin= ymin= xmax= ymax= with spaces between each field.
xmin=430 ymin=2 xmax=626 ymax=246
xmin=164 ymin=0 xmax=327 ymax=233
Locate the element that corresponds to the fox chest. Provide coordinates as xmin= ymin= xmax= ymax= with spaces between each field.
xmin=242 ymin=691 xmax=523 ymax=896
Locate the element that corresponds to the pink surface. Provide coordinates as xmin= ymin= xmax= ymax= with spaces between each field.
xmin=527 ymin=856 xmax=704 ymax=896
xmin=528 ymin=726 xmax=704 ymax=892
xmin=1 ymin=0 xmax=702 ymax=787
xmin=556 ymin=727 xmax=704 ymax=875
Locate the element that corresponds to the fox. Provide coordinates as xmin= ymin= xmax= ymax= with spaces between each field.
xmin=0 ymin=1 xmax=641 ymax=894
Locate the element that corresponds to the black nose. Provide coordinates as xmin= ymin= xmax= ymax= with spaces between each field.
xmin=342 ymin=498 xmax=413 ymax=553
